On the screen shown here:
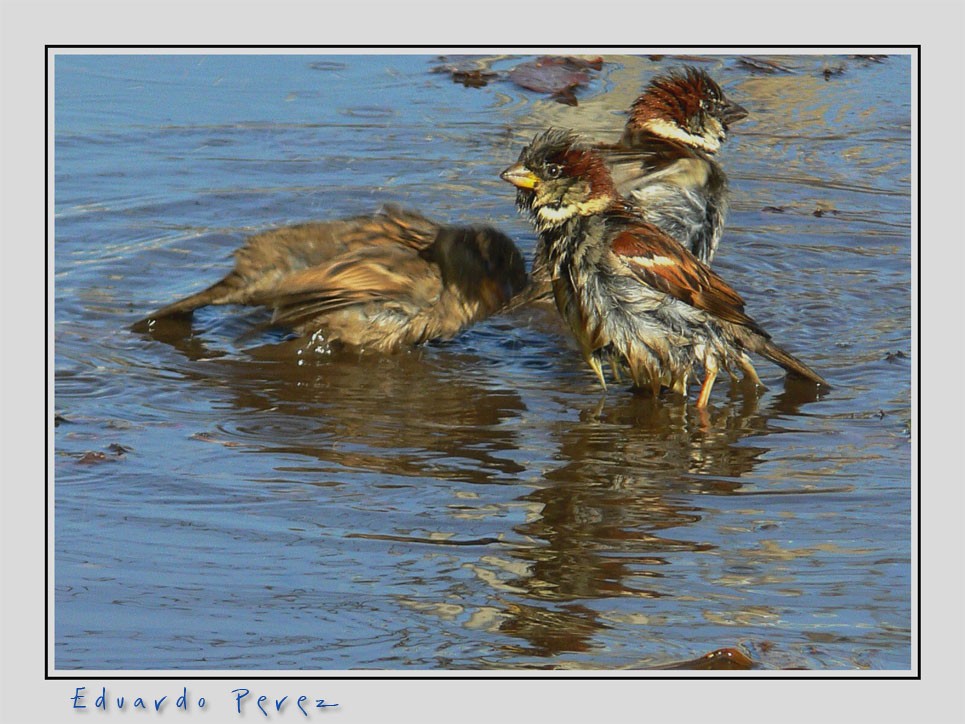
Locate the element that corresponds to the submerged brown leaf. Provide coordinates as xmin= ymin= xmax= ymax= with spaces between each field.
xmin=508 ymin=56 xmax=604 ymax=105
xmin=737 ymin=56 xmax=795 ymax=74
xmin=653 ymin=54 xmax=717 ymax=63
xmin=822 ymin=64 xmax=847 ymax=80
xmin=451 ymin=69 xmax=497 ymax=88
xmin=431 ymin=57 xmax=499 ymax=88
xmin=659 ymin=647 xmax=754 ymax=670
xmin=77 ymin=451 xmax=110 ymax=464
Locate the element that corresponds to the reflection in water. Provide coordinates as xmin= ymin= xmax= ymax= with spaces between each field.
xmin=136 ymin=316 xmax=828 ymax=664
xmin=469 ymin=391 xmax=824 ymax=660
xmin=497 ymin=602 xmax=603 ymax=658
xmin=137 ymin=322 xmax=529 ymax=486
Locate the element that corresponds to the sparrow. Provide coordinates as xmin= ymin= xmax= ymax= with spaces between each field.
xmin=611 ymin=65 xmax=748 ymax=265
xmin=500 ymin=129 xmax=828 ymax=407
xmin=517 ymin=66 xmax=747 ymax=309
xmin=134 ymin=205 xmax=529 ymax=353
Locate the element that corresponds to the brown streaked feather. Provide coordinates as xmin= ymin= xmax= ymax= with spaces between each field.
xmin=609 ymin=222 xmax=765 ymax=335
xmin=561 ymin=147 xmax=617 ymax=197
xmin=231 ymin=205 xmax=440 ymax=280
xmin=263 ymin=250 xmax=432 ymax=301
xmin=600 ymin=139 xmax=705 ymax=189
xmin=264 ymin=250 xmax=444 ymax=328
xmin=625 ymin=67 xmax=718 ymax=133
xmin=269 ymin=297 xmax=372 ymax=330
xmin=133 ymin=206 xmax=441 ymax=326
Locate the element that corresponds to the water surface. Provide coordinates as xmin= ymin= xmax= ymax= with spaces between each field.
xmin=54 ymin=52 xmax=912 ymax=670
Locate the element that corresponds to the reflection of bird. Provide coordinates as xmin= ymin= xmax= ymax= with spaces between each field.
xmin=501 ymin=129 xmax=828 ymax=406
xmin=134 ymin=205 xmax=529 ymax=353
xmin=517 ymin=67 xmax=747 ymax=310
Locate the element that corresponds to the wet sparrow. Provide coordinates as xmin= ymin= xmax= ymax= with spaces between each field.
xmin=135 ymin=205 xmax=529 ymax=353
xmin=516 ymin=67 xmax=747 ymax=310
xmin=609 ymin=65 xmax=747 ymax=265
xmin=501 ymin=129 xmax=828 ymax=407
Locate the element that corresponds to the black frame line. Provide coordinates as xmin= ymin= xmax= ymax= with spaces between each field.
xmin=45 ymin=43 xmax=922 ymax=682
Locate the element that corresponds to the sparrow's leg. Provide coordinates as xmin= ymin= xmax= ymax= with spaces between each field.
xmin=587 ymin=354 xmax=608 ymax=390
xmin=738 ymin=353 xmax=763 ymax=387
xmin=696 ymin=358 xmax=719 ymax=408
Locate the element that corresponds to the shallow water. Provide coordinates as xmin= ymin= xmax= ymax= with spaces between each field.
xmin=53 ymin=52 xmax=913 ymax=670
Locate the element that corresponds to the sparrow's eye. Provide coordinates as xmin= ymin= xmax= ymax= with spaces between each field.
xmin=545 ymin=163 xmax=562 ymax=179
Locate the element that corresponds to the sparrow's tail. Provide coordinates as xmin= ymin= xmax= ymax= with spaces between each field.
xmin=501 ymin=277 xmax=553 ymax=313
xmin=500 ymin=247 xmax=555 ymax=314
xmin=131 ymin=276 xmax=244 ymax=332
xmin=757 ymin=339 xmax=831 ymax=388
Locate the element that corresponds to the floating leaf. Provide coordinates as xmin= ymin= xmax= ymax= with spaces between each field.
xmin=307 ymin=61 xmax=348 ymax=72
xmin=77 ymin=451 xmax=110 ymax=465
xmin=451 ymin=70 xmax=497 ymax=88
xmin=651 ymin=54 xmax=716 ymax=63
xmin=508 ymin=56 xmax=604 ymax=105
xmin=659 ymin=647 xmax=754 ymax=670
xmin=737 ymin=57 xmax=795 ymax=74
xmin=822 ymin=64 xmax=847 ymax=81
xmin=812 ymin=207 xmax=839 ymax=218
xmin=550 ymin=87 xmax=579 ymax=106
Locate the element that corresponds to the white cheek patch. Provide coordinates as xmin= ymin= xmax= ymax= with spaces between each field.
xmin=537 ymin=204 xmax=578 ymax=226
xmin=640 ymin=118 xmax=721 ymax=154
xmin=535 ymin=182 xmax=615 ymax=228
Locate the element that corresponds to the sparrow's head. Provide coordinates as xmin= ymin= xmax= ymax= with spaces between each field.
xmin=425 ymin=226 xmax=529 ymax=313
xmin=624 ymin=67 xmax=747 ymax=154
xmin=500 ymin=129 xmax=619 ymax=232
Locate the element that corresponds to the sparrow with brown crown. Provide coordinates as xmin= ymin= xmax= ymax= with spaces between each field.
xmin=518 ymin=67 xmax=748 ymax=310
xmin=501 ymin=129 xmax=828 ymax=407
xmin=134 ymin=205 xmax=529 ymax=353
xmin=610 ymin=65 xmax=747 ymax=265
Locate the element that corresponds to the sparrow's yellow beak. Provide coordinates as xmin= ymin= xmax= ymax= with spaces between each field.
xmin=500 ymin=163 xmax=539 ymax=190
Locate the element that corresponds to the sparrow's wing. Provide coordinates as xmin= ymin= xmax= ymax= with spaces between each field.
xmin=599 ymin=141 xmax=720 ymax=235
xmin=611 ymin=221 xmax=832 ymax=387
xmin=363 ymin=205 xmax=441 ymax=252
xmin=260 ymin=247 xmax=442 ymax=328
xmin=609 ymin=222 xmax=767 ymax=336
xmin=231 ymin=206 xmax=439 ymax=276
xmin=599 ymin=141 xmax=695 ymax=190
